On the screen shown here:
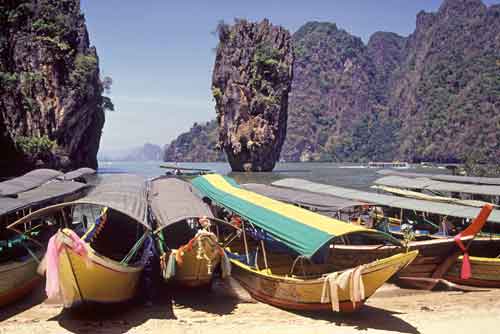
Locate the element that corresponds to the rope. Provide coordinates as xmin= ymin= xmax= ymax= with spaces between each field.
xmin=121 ymin=231 xmax=149 ymax=265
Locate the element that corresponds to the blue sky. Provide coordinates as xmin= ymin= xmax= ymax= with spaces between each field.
xmin=80 ymin=0 xmax=500 ymax=153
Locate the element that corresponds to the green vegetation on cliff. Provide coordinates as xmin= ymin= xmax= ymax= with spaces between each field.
xmin=163 ymin=120 xmax=225 ymax=162
xmin=0 ymin=0 xmax=108 ymax=175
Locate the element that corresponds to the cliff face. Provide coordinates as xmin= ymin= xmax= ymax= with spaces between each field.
xmin=211 ymin=19 xmax=293 ymax=171
xmin=282 ymin=22 xmax=381 ymax=162
xmin=390 ymin=0 xmax=500 ymax=163
xmin=0 ymin=0 xmax=106 ymax=176
xmin=286 ymin=0 xmax=499 ymax=163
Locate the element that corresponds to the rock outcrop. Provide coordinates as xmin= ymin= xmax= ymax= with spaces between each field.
xmin=164 ymin=0 xmax=499 ymax=166
xmin=163 ymin=120 xmax=225 ymax=162
xmin=211 ymin=19 xmax=293 ymax=171
xmin=0 ymin=0 xmax=107 ymax=176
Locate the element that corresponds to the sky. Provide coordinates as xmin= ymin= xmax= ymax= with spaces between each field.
xmin=80 ymin=0 xmax=500 ymax=153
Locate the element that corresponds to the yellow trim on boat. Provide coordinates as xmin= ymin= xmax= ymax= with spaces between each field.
xmin=205 ymin=174 xmax=368 ymax=237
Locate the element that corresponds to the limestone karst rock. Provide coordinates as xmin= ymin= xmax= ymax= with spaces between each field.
xmin=0 ymin=0 xmax=107 ymax=176
xmin=211 ymin=19 xmax=293 ymax=171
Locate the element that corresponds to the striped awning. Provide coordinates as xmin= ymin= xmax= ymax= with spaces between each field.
xmin=192 ymin=174 xmax=382 ymax=258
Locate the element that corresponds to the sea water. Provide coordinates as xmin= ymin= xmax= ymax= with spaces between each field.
xmin=97 ymin=161 xmax=449 ymax=191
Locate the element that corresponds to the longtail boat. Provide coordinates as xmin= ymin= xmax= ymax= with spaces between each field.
xmin=8 ymin=174 xmax=151 ymax=307
xmin=271 ymin=178 xmax=500 ymax=289
xmin=149 ymin=177 xmax=230 ymax=287
xmin=273 ymin=178 xmax=500 ymax=237
xmin=377 ymin=169 xmax=500 ymax=186
xmin=1 ymin=169 xmax=90 ymax=307
xmin=192 ymin=174 xmax=418 ymax=312
xmin=373 ymin=175 xmax=500 ymax=206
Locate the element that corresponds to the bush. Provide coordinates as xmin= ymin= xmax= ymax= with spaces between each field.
xmin=212 ymin=87 xmax=223 ymax=99
xmin=70 ymin=54 xmax=97 ymax=85
xmin=15 ymin=135 xmax=55 ymax=155
xmin=102 ymin=96 xmax=114 ymax=111
xmin=0 ymin=72 xmax=18 ymax=90
xmin=254 ymin=43 xmax=280 ymax=67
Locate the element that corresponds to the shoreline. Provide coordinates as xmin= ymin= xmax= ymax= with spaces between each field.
xmin=1 ymin=283 xmax=500 ymax=334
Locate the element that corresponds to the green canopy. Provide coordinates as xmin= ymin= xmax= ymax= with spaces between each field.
xmin=191 ymin=174 xmax=385 ymax=258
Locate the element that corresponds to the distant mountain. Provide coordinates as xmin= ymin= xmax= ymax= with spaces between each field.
xmin=164 ymin=0 xmax=500 ymax=165
xmin=99 ymin=143 xmax=162 ymax=161
xmin=163 ymin=120 xmax=225 ymax=162
xmin=125 ymin=143 xmax=162 ymax=161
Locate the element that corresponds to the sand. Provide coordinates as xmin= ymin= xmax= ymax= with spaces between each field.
xmin=1 ymin=282 xmax=500 ymax=334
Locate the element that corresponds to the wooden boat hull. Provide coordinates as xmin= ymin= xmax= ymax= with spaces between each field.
xmin=169 ymin=246 xmax=221 ymax=287
xmin=0 ymin=256 xmax=41 ymax=307
xmin=58 ymin=245 xmax=143 ymax=307
xmin=330 ymin=237 xmax=500 ymax=289
xmin=400 ymin=238 xmax=500 ymax=288
xmin=230 ymin=251 xmax=418 ymax=312
xmin=444 ymin=256 xmax=500 ymax=287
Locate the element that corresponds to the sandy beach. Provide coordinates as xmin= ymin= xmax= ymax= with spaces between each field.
xmin=1 ymin=281 xmax=499 ymax=334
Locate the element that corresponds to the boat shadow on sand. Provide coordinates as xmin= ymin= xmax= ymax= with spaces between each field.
xmin=49 ymin=298 xmax=176 ymax=334
xmin=289 ymin=305 xmax=421 ymax=334
xmin=49 ymin=284 xmax=238 ymax=334
xmin=169 ymin=285 xmax=239 ymax=316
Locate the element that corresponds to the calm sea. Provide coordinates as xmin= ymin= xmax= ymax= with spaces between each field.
xmin=97 ymin=161 xmax=449 ymax=191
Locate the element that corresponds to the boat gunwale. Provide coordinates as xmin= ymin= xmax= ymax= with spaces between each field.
xmin=227 ymin=250 xmax=419 ymax=284
xmin=60 ymin=232 xmax=144 ymax=273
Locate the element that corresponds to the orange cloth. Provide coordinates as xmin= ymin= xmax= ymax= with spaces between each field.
xmin=454 ymin=204 xmax=494 ymax=279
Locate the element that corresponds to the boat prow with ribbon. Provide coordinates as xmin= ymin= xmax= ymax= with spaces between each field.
xmin=8 ymin=174 xmax=151 ymax=307
xmin=397 ymin=204 xmax=500 ymax=289
xmin=192 ymin=174 xmax=418 ymax=312
xmin=1 ymin=169 xmax=90 ymax=307
xmin=149 ymin=177 xmax=231 ymax=288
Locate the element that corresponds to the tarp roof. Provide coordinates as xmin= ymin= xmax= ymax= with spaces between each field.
xmin=378 ymin=170 xmax=500 ymax=186
xmin=192 ymin=174 xmax=378 ymax=258
xmin=0 ymin=169 xmax=63 ymax=197
xmin=272 ymin=178 xmax=500 ymax=223
xmin=242 ymin=183 xmax=363 ymax=215
xmin=0 ymin=181 xmax=89 ymax=217
xmin=149 ymin=177 xmax=213 ymax=232
xmin=375 ymin=175 xmax=500 ymax=197
xmin=371 ymin=185 xmax=493 ymax=208
xmin=75 ymin=174 xmax=149 ymax=228
xmin=8 ymin=174 xmax=150 ymax=230
xmin=60 ymin=167 xmax=96 ymax=181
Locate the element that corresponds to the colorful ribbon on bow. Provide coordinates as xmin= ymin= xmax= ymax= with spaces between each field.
xmin=453 ymin=204 xmax=494 ymax=280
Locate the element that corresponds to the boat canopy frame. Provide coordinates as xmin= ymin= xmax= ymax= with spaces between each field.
xmin=272 ymin=178 xmax=500 ymax=224
xmin=192 ymin=174 xmax=399 ymax=259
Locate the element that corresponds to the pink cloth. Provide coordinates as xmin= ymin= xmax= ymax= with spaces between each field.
xmin=45 ymin=230 xmax=88 ymax=299
xmin=454 ymin=235 xmax=472 ymax=280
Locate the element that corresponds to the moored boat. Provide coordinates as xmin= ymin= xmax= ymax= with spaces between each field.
xmin=8 ymin=174 xmax=151 ymax=307
xmin=149 ymin=177 xmax=230 ymax=287
xmin=192 ymin=174 xmax=418 ymax=312
xmin=1 ymin=169 xmax=90 ymax=307
xmin=212 ymin=176 xmax=500 ymax=290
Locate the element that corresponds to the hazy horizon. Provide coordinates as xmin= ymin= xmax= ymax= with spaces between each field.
xmin=81 ymin=0 xmax=500 ymax=153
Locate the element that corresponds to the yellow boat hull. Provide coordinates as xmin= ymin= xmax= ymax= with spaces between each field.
xmin=59 ymin=246 xmax=143 ymax=307
xmin=230 ymin=250 xmax=418 ymax=312
xmin=444 ymin=255 xmax=500 ymax=288
xmin=0 ymin=256 xmax=41 ymax=307
xmin=170 ymin=246 xmax=221 ymax=287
